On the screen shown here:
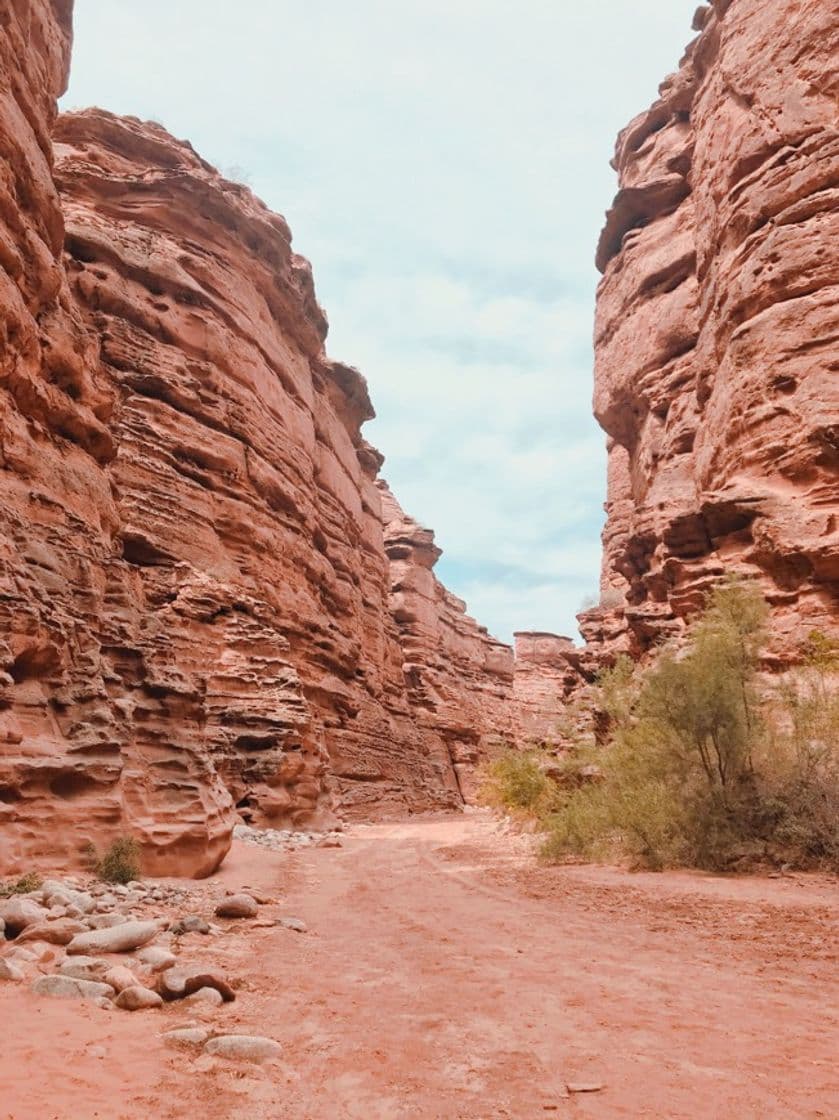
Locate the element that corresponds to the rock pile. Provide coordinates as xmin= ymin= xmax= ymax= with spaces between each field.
xmin=233 ymin=823 xmax=345 ymax=852
xmin=0 ymin=871 xmax=304 ymax=1032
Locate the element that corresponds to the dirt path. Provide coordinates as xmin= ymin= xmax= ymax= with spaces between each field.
xmin=2 ymin=812 xmax=837 ymax=1119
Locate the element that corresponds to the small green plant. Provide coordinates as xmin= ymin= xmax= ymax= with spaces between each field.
xmin=94 ymin=837 xmax=141 ymax=884
xmin=0 ymin=871 xmax=43 ymax=898
xmin=480 ymin=750 xmax=550 ymax=814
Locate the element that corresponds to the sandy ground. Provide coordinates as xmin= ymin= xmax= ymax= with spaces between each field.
xmin=1 ymin=811 xmax=837 ymax=1119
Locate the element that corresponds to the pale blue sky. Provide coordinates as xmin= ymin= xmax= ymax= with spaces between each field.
xmin=63 ymin=1 xmax=697 ymax=642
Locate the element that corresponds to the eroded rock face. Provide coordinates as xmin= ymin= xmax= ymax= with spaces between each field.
xmin=592 ymin=0 xmax=839 ymax=663
xmin=53 ymin=109 xmax=479 ymax=826
xmin=1 ymin=3 xmax=517 ymax=874
xmin=512 ymin=633 xmax=593 ymax=746
xmin=379 ymin=484 xmax=514 ymax=799
xmin=0 ymin=3 xmax=232 ymax=878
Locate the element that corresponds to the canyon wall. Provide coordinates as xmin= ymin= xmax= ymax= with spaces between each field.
xmin=0 ymin=3 xmax=238 ymax=878
xmin=0 ymin=2 xmax=514 ymax=876
xmin=379 ymin=484 xmax=513 ymax=798
xmin=589 ymin=0 xmax=839 ymax=664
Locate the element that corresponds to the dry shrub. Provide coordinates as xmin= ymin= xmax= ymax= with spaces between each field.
xmin=496 ymin=581 xmax=839 ymax=873
xmin=0 ymin=871 xmax=43 ymax=898
xmin=93 ymin=836 xmax=141 ymax=883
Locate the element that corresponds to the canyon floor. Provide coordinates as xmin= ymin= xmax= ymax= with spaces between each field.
xmin=2 ymin=812 xmax=837 ymax=1120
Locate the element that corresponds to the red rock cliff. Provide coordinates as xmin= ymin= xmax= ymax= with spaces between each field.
xmin=0 ymin=4 xmax=517 ymax=875
xmin=1 ymin=3 xmax=235 ymax=878
xmin=590 ymin=0 xmax=839 ymax=663
xmin=379 ymin=483 xmax=514 ymax=799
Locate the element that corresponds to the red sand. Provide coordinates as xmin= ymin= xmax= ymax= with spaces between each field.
xmin=1 ymin=813 xmax=837 ymax=1118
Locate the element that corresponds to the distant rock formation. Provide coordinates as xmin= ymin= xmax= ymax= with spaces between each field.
xmin=379 ymin=483 xmax=514 ymax=799
xmin=588 ymin=0 xmax=839 ymax=666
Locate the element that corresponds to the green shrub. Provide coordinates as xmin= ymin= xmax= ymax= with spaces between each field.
xmin=536 ymin=581 xmax=837 ymax=873
xmin=0 ymin=871 xmax=43 ymax=898
xmin=480 ymin=750 xmax=553 ymax=815
xmin=94 ymin=836 xmax=141 ymax=884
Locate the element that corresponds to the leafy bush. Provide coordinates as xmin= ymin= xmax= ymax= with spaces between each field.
xmin=481 ymin=750 xmax=550 ymax=814
xmin=94 ymin=836 xmax=141 ymax=884
xmin=0 ymin=871 xmax=43 ymax=898
xmin=493 ymin=581 xmax=839 ymax=873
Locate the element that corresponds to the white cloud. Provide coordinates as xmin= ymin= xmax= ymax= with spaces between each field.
xmin=63 ymin=0 xmax=698 ymax=640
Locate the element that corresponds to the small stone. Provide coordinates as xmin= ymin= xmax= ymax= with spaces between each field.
xmin=32 ymin=975 xmax=115 ymax=1002
xmin=162 ymin=1028 xmax=211 ymax=1050
xmin=214 ymin=894 xmax=258 ymax=919
xmin=0 ymin=898 xmax=48 ymax=935
xmin=42 ymin=888 xmax=95 ymax=915
xmin=115 ymin=985 xmax=164 ymax=1010
xmin=67 ymin=920 xmax=158 ymax=955
xmin=138 ymin=946 xmax=176 ymax=972
xmin=0 ymin=958 xmax=25 ymax=982
xmin=59 ymin=956 xmax=111 ymax=982
xmin=103 ymin=965 xmax=139 ymax=993
xmin=238 ymin=888 xmax=273 ymax=905
xmin=169 ymin=915 xmax=210 ymax=936
xmin=183 ymin=986 xmax=224 ymax=1007
xmin=276 ymin=917 xmax=308 ymax=933
xmin=317 ymin=836 xmax=342 ymax=849
xmin=7 ymin=945 xmax=40 ymax=964
xmin=87 ymin=913 xmax=128 ymax=930
xmin=157 ymin=965 xmax=235 ymax=1002
xmin=16 ymin=918 xmax=87 ymax=945
xmin=204 ymin=1035 xmax=281 ymax=1063
xmin=88 ymin=1045 xmax=107 ymax=1059
xmin=567 ymin=1082 xmax=605 ymax=1094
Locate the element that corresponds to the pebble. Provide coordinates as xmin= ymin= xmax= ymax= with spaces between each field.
xmin=87 ymin=913 xmax=128 ymax=930
xmin=0 ymin=958 xmax=25 ymax=982
xmin=16 ymin=918 xmax=86 ymax=945
xmin=157 ymin=965 xmax=235 ymax=1002
xmin=169 ymin=916 xmax=210 ymax=936
xmin=67 ymin=920 xmax=159 ymax=955
xmin=115 ymin=985 xmax=164 ymax=1011
xmin=138 ymin=946 xmax=177 ymax=972
xmin=275 ymin=917 xmax=308 ymax=933
xmin=59 ymin=956 xmax=111 ymax=982
xmin=183 ymin=986 xmax=224 ymax=1007
xmin=0 ymin=898 xmax=48 ymax=935
xmin=162 ymin=1027 xmax=211 ymax=1050
xmin=32 ymin=975 xmax=115 ymax=1002
xmin=215 ymin=894 xmax=258 ymax=920
xmin=103 ymin=965 xmax=139 ymax=993
xmin=203 ymin=1035 xmax=282 ymax=1063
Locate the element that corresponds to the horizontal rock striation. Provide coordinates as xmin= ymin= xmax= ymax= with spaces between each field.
xmin=1 ymin=3 xmax=233 ymax=877
xmin=0 ymin=3 xmax=520 ymax=875
xmin=590 ymin=0 xmax=839 ymax=664
xmin=512 ymin=632 xmax=593 ymax=746
xmin=379 ymin=484 xmax=514 ymax=799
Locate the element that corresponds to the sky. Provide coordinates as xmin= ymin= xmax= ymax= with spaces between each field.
xmin=62 ymin=1 xmax=697 ymax=644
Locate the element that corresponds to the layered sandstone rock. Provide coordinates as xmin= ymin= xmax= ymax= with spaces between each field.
xmin=49 ymin=106 xmax=473 ymax=846
xmin=379 ymin=484 xmax=514 ymax=798
xmin=591 ymin=0 xmax=839 ymax=664
xmin=511 ymin=632 xmax=590 ymax=746
xmin=1 ymin=3 xmax=232 ymax=877
xmin=2 ymin=1 xmax=524 ymax=876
